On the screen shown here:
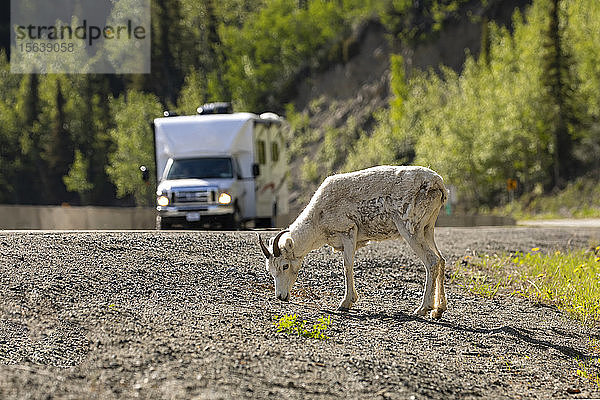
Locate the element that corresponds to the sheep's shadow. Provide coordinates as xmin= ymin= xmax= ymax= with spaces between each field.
xmin=330 ymin=308 xmax=596 ymax=362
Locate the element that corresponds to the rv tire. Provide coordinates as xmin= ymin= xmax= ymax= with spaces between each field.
xmin=156 ymin=216 xmax=172 ymax=230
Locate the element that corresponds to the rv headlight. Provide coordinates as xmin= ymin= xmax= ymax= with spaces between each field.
xmin=157 ymin=195 xmax=170 ymax=207
xmin=218 ymin=192 xmax=232 ymax=205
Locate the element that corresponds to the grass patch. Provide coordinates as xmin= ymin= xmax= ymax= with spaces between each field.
xmin=273 ymin=314 xmax=332 ymax=340
xmin=451 ymin=245 xmax=600 ymax=323
xmin=576 ymin=338 xmax=600 ymax=388
xmin=577 ymin=358 xmax=600 ymax=387
xmin=452 ymin=247 xmax=600 ymax=389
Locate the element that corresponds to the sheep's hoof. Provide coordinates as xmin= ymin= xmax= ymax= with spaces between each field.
xmin=430 ymin=309 xmax=444 ymax=319
xmin=413 ymin=307 xmax=431 ymax=317
xmin=337 ymin=302 xmax=353 ymax=312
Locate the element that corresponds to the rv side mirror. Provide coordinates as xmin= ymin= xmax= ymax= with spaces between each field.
xmin=252 ymin=163 xmax=260 ymax=177
xmin=140 ymin=165 xmax=150 ymax=182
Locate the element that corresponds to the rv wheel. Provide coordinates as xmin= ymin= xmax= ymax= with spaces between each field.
xmin=156 ymin=216 xmax=172 ymax=230
xmin=224 ymin=204 xmax=241 ymax=230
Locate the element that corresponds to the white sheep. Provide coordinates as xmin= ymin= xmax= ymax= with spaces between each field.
xmin=258 ymin=165 xmax=448 ymax=319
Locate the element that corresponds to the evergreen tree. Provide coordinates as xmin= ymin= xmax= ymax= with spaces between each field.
xmin=42 ymin=78 xmax=74 ymax=204
xmin=74 ymin=76 xmax=96 ymax=204
xmin=205 ymin=0 xmax=229 ymax=102
xmin=0 ymin=51 xmax=22 ymax=203
xmin=16 ymin=74 xmax=45 ymax=204
xmin=480 ymin=17 xmax=491 ymax=66
xmin=541 ymin=0 xmax=579 ymax=189
xmin=88 ymin=75 xmax=116 ymax=205
xmin=151 ymin=0 xmax=184 ymax=105
xmin=22 ymin=75 xmax=39 ymax=127
xmin=63 ymin=75 xmax=117 ymax=205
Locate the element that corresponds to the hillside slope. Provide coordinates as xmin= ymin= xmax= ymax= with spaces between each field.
xmin=287 ymin=0 xmax=530 ymax=214
xmin=288 ymin=22 xmax=391 ymax=210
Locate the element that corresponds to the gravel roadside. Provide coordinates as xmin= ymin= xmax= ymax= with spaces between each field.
xmin=1 ymin=227 xmax=600 ymax=399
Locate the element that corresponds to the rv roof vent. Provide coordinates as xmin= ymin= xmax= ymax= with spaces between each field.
xmin=259 ymin=112 xmax=281 ymax=120
xmin=197 ymin=102 xmax=233 ymax=115
xmin=163 ymin=110 xmax=178 ymax=117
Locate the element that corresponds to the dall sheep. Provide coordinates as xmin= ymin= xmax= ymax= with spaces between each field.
xmin=258 ymin=165 xmax=449 ymax=319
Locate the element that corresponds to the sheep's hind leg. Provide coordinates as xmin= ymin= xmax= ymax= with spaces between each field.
xmin=424 ymin=222 xmax=446 ymax=319
xmin=392 ymin=216 xmax=438 ymax=317
xmin=337 ymin=227 xmax=359 ymax=312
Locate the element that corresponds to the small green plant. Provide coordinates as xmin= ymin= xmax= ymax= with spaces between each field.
xmin=273 ymin=314 xmax=331 ymax=340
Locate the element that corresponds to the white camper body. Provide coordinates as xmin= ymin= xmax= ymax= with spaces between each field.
xmin=152 ymin=112 xmax=288 ymax=229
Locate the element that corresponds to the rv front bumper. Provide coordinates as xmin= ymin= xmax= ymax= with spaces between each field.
xmin=157 ymin=204 xmax=234 ymax=217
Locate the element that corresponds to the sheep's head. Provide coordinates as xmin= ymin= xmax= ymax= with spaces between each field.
xmin=258 ymin=230 xmax=302 ymax=302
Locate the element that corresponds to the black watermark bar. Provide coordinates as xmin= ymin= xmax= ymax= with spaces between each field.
xmin=11 ymin=0 xmax=151 ymax=74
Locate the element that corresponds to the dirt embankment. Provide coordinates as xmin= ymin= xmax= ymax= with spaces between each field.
xmin=1 ymin=226 xmax=600 ymax=399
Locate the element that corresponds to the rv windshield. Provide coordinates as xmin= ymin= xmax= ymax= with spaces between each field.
xmin=166 ymin=158 xmax=233 ymax=180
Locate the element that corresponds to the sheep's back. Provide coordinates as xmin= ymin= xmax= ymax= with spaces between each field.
xmin=315 ymin=166 xmax=446 ymax=242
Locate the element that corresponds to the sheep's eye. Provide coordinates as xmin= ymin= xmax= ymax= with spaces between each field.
xmin=282 ymin=264 xmax=289 ymax=271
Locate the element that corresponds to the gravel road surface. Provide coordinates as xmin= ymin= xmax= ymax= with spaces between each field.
xmin=1 ymin=226 xmax=600 ymax=399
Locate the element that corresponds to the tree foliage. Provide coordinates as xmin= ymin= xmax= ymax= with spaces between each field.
xmin=220 ymin=0 xmax=347 ymax=111
xmin=1 ymin=0 xmax=599 ymax=209
xmin=106 ymin=90 xmax=163 ymax=206
xmin=1 ymin=0 xmax=384 ymax=206
xmin=345 ymin=0 xmax=600 ymax=210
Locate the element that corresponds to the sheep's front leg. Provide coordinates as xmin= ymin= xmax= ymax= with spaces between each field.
xmin=338 ymin=227 xmax=358 ymax=311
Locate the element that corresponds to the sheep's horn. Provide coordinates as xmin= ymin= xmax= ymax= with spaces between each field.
xmin=272 ymin=229 xmax=290 ymax=258
xmin=258 ymin=234 xmax=271 ymax=258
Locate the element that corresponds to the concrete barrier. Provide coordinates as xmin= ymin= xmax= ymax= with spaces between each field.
xmin=287 ymin=205 xmax=515 ymax=228
xmin=436 ymin=214 xmax=515 ymax=227
xmin=0 ymin=205 xmax=156 ymax=230
xmin=0 ymin=205 xmax=515 ymax=230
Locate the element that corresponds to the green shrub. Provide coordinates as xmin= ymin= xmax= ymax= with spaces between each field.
xmin=494 ymin=175 xmax=600 ymax=219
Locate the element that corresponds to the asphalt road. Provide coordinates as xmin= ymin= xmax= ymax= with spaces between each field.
xmin=1 ymin=226 xmax=600 ymax=399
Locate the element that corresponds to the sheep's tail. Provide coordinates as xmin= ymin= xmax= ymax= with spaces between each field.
xmin=432 ymin=176 xmax=448 ymax=206
xmin=408 ymin=175 xmax=448 ymax=234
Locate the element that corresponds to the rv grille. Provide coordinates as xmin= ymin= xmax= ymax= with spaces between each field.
xmin=172 ymin=187 xmax=217 ymax=204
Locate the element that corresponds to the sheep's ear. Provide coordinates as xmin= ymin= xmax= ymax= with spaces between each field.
xmin=283 ymin=237 xmax=294 ymax=252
